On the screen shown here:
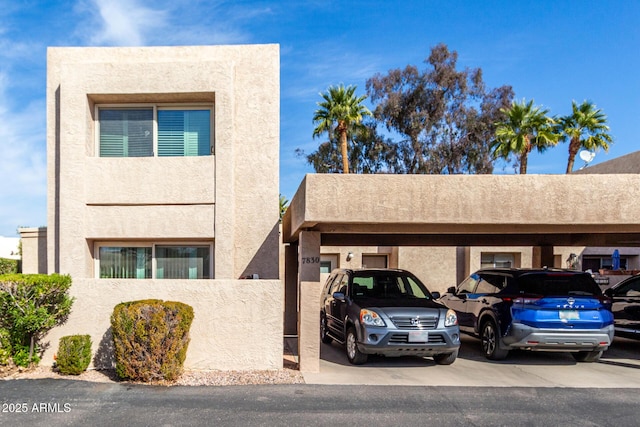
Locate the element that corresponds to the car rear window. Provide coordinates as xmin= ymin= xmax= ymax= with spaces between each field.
xmin=515 ymin=273 xmax=602 ymax=296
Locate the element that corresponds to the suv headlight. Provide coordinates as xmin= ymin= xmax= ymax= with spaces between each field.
xmin=444 ymin=309 xmax=458 ymax=327
xmin=360 ymin=309 xmax=386 ymax=327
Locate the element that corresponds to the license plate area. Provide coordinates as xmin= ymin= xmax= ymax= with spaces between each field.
xmin=559 ymin=310 xmax=580 ymax=320
xmin=408 ymin=330 xmax=429 ymax=342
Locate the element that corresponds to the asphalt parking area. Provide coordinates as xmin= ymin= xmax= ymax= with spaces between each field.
xmin=302 ymin=335 xmax=640 ymax=387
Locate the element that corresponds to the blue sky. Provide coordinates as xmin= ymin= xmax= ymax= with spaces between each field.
xmin=0 ymin=0 xmax=638 ymax=237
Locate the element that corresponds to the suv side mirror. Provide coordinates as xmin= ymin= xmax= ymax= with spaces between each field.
xmin=333 ymin=292 xmax=345 ymax=301
xmin=447 ymin=286 xmax=456 ymax=294
xmin=431 ymin=291 xmax=441 ymax=300
xmin=604 ymin=288 xmax=614 ymax=297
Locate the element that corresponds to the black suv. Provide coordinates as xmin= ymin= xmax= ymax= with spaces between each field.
xmin=604 ymin=274 xmax=640 ymax=339
xmin=320 ymin=268 xmax=460 ymax=365
xmin=439 ymin=268 xmax=614 ymax=362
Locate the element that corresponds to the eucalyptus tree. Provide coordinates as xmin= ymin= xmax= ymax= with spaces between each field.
xmin=559 ymin=100 xmax=613 ymax=173
xmin=366 ymin=43 xmax=513 ymax=174
xmin=491 ymin=99 xmax=559 ymax=174
xmin=312 ymin=84 xmax=371 ymax=174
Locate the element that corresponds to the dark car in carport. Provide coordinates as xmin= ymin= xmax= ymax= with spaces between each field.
xmin=320 ymin=268 xmax=460 ymax=365
xmin=604 ymin=274 xmax=640 ymax=339
xmin=439 ymin=268 xmax=614 ymax=362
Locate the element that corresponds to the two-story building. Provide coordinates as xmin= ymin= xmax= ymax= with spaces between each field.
xmin=28 ymin=44 xmax=282 ymax=370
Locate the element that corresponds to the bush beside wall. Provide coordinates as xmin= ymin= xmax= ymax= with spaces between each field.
xmin=0 ymin=274 xmax=74 ymax=367
xmin=0 ymin=258 xmax=18 ymax=275
xmin=111 ymin=299 xmax=194 ymax=382
xmin=57 ymin=335 xmax=92 ymax=375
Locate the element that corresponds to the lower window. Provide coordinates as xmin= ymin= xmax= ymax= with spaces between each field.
xmin=99 ymin=247 xmax=152 ymax=279
xmin=98 ymin=244 xmax=212 ymax=279
xmin=156 ymin=246 xmax=210 ymax=279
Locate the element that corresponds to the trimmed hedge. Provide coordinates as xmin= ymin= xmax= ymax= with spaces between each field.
xmin=0 ymin=258 xmax=18 ymax=275
xmin=57 ymin=335 xmax=92 ymax=375
xmin=111 ymin=299 xmax=194 ymax=382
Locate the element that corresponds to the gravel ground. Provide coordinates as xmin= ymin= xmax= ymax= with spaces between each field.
xmin=1 ymin=364 xmax=305 ymax=386
xmin=1 ymin=340 xmax=304 ymax=386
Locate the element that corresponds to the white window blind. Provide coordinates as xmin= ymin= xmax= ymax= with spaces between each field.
xmin=99 ymin=109 xmax=153 ymax=157
xmin=158 ymin=110 xmax=211 ymax=156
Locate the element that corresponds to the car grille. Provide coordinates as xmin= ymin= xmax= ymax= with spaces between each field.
xmin=388 ymin=333 xmax=446 ymax=344
xmin=390 ymin=315 xmax=438 ymax=329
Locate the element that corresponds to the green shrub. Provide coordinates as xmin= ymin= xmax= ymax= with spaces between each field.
xmin=57 ymin=335 xmax=92 ymax=375
xmin=0 ymin=328 xmax=11 ymax=366
xmin=111 ymin=299 xmax=194 ymax=382
xmin=12 ymin=345 xmax=40 ymax=367
xmin=0 ymin=274 xmax=74 ymax=366
xmin=0 ymin=258 xmax=18 ymax=275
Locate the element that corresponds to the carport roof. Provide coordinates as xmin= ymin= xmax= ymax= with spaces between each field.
xmin=282 ymin=174 xmax=640 ymax=247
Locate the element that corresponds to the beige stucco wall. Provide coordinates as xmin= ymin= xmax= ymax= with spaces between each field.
xmin=41 ymin=279 xmax=283 ymax=370
xmin=18 ymin=227 xmax=48 ymax=274
xmin=47 ymin=45 xmax=280 ymax=281
xmin=397 ymin=247 xmax=458 ymax=294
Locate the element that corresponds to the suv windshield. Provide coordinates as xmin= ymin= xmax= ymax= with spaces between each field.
xmin=515 ymin=273 xmax=602 ymax=296
xmin=351 ymin=272 xmax=432 ymax=300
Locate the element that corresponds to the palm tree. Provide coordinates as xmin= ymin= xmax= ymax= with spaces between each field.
xmin=279 ymin=194 xmax=289 ymax=221
xmin=559 ymin=100 xmax=613 ymax=173
xmin=312 ymin=84 xmax=371 ymax=174
xmin=491 ymin=99 xmax=559 ymax=174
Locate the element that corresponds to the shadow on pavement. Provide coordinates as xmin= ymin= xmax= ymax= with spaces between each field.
xmin=320 ymin=333 xmax=640 ymax=368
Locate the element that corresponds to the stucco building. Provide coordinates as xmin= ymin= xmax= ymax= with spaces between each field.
xmin=30 ymin=44 xmax=282 ymax=370
xmin=17 ymin=43 xmax=640 ymax=374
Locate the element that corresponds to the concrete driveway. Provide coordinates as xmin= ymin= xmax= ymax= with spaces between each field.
xmin=302 ymin=335 xmax=640 ymax=387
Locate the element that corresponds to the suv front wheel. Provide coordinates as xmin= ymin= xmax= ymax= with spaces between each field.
xmin=481 ymin=320 xmax=508 ymax=360
xmin=346 ymin=327 xmax=368 ymax=365
xmin=433 ymin=349 xmax=458 ymax=365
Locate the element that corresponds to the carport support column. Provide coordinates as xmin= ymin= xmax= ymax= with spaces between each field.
xmin=533 ymin=245 xmax=555 ymax=269
xmin=298 ymin=231 xmax=321 ymax=373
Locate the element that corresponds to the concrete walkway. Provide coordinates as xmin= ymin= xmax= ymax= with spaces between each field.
xmin=301 ymin=335 xmax=640 ymax=388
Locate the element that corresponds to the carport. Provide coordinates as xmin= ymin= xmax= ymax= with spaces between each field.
xmin=282 ymin=173 xmax=640 ymax=372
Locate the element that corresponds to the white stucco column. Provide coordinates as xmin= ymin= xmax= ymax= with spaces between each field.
xmin=297 ymin=230 xmax=321 ymax=373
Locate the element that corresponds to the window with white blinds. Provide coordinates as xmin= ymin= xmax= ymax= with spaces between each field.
xmin=98 ymin=106 xmax=212 ymax=157
xmin=97 ymin=244 xmax=212 ymax=279
xmin=99 ymin=109 xmax=154 ymax=157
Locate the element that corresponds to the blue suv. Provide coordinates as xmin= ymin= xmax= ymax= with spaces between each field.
xmin=439 ymin=268 xmax=614 ymax=362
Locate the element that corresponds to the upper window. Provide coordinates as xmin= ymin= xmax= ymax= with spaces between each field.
xmin=98 ymin=106 xmax=212 ymax=157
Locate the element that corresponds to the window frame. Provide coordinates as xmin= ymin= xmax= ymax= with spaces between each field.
xmin=95 ymin=241 xmax=214 ymax=279
xmin=480 ymin=253 xmax=515 ymax=269
xmin=95 ymin=103 xmax=215 ymax=157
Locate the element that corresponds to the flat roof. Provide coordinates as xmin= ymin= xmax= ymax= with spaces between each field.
xmin=283 ymin=174 xmax=640 ymax=247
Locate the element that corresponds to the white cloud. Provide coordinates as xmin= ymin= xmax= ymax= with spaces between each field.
xmin=76 ymin=0 xmax=260 ymax=47
xmin=0 ymin=72 xmax=47 ymax=236
xmin=87 ymin=0 xmax=168 ymax=46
